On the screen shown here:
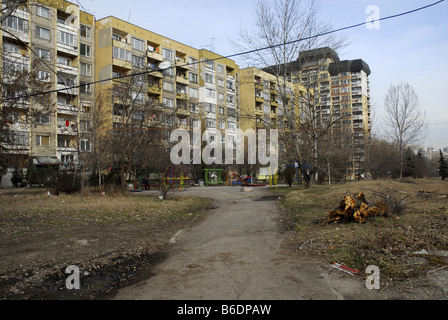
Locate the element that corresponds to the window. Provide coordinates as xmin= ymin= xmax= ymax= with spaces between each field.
xmin=191 ymin=119 xmax=200 ymax=129
xmin=37 ymin=70 xmax=50 ymax=82
xmin=6 ymin=111 xmax=19 ymax=123
xmin=164 ymin=115 xmax=175 ymax=126
xmin=217 ymin=64 xmax=225 ymax=74
xmin=228 ymin=122 xmax=236 ymax=130
xmin=218 ymin=93 xmax=224 ymax=101
xmin=163 ymin=67 xmax=174 ymax=77
xmin=81 ymin=103 xmax=91 ymax=113
xmin=205 ymin=73 xmax=215 ymax=84
xmin=36 ymin=6 xmax=50 ymax=18
xmin=190 ymin=104 xmax=199 ymax=113
xmin=5 ymin=16 xmax=29 ymax=32
xmin=80 ymin=63 xmax=92 ymax=76
xmin=58 ymin=31 xmax=76 ymax=46
xmin=217 ymin=78 xmax=224 ymax=87
xmin=80 ymin=140 xmax=91 ymax=152
xmin=3 ymin=42 xmax=20 ymax=54
xmin=189 ymin=88 xmax=199 ymax=99
xmin=113 ymin=46 xmax=131 ymax=62
xmin=188 ymin=57 xmax=198 ymax=69
xmin=219 ymin=121 xmax=225 ymax=130
xmin=163 ymin=98 xmax=174 ymax=108
xmin=36 ymin=135 xmax=50 ymax=146
xmin=112 ymin=70 xmax=124 ymax=78
xmin=36 ymin=48 xmax=50 ymax=61
xmin=57 ymin=56 xmax=71 ymax=66
xmin=189 ymin=72 xmax=198 ymax=84
xmin=80 ymin=25 xmax=92 ymax=39
xmin=3 ymin=60 xmax=27 ymax=73
xmin=132 ymin=37 xmax=145 ymax=51
xmin=36 ymin=114 xmax=50 ymax=125
xmin=163 ymin=81 xmax=174 ymax=92
xmin=61 ymin=155 xmax=74 ymax=163
xmin=206 ymin=118 xmax=216 ymax=128
xmin=80 ymin=82 xmax=92 ymax=94
xmin=132 ymin=55 xmax=145 ymax=68
xmin=11 ymin=131 xmax=29 ymax=146
xmin=132 ymin=91 xmax=145 ymax=103
xmin=162 ymin=48 xmax=174 ymax=61
xmin=58 ymin=137 xmax=71 ymax=148
xmin=80 ymin=120 xmax=90 ymax=131
xmin=205 ymin=59 xmax=215 ymax=70
xmin=206 ymin=88 xmax=216 ymax=99
xmin=36 ymin=6 xmax=50 ymax=19
xmin=227 ymin=80 xmax=235 ymax=91
xmin=218 ymin=107 xmax=225 ymax=115
xmin=205 ymin=103 xmax=216 ymax=114
xmin=80 ymin=43 xmax=91 ymax=58
xmin=36 ymin=26 xmax=50 ymax=40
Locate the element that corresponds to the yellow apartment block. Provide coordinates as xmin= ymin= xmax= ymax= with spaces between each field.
xmin=94 ymin=16 xmax=240 ymax=148
xmin=1 ymin=0 xmax=95 ymax=174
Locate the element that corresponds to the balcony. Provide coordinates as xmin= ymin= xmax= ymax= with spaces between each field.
xmin=176 ymin=92 xmax=188 ymax=100
xmin=254 ymin=81 xmax=263 ymax=90
xmin=148 ymin=64 xmax=163 ymax=78
xmin=57 ymin=77 xmax=78 ymax=95
xmin=57 ymin=64 xmax=78 ymax=76
xmin=2 ymin=9 xmax=30 ymax=43
xmin=57 ymin=104 xmax=78 ymax=115
xmin=175 ymin=58 xmax=189 ymax=70
xmin=57 ymin=23 xmax=79 ymax=56
xmin=255 ymin=95 xmax=264 ymax=103
xmin=176 ymin=75 xmax=189 ymax=85
xmin=112 ymin=58 xmax=131 ymax=70
xmin=148 ymin=85 xmax=161 ymax=95
xmin=175 ymin=107 xmax=190 ymax=117
xmin=147 ymin=49 xmax=164 ymax=62
xmin=57 ymin=125 xmax=77 ymax=136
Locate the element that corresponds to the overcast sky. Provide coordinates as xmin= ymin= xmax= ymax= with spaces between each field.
xmin=80 ymin=0 xmax=448 ymax=149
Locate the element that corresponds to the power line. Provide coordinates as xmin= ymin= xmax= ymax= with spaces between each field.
xmin=0 ymin=0 xmax=445 ymax=103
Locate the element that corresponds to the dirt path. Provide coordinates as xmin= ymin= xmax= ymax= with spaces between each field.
xmin=113 ymin=186 xmax=387 ymax=300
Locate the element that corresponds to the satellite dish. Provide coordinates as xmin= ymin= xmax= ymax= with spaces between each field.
xmin=158 ymin=61 xmax=171 ymax=70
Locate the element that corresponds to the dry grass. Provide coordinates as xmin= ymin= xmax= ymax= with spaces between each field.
xmin=280 ymin=178 xmax=448 ymax=279
xmin=0 ymin=190 xmax=212 ymax=237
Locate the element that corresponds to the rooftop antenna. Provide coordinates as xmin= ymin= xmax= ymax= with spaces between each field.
xmin=202 ymin=38 xmax=216 ymax=52
xmin=210 ymin=38 xmax=215 ymax=52
xmin=127 ymin=10 xmax=131 ymax=22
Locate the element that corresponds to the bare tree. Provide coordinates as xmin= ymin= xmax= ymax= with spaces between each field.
xmin=383 ymin=82 xmax=427 ymax=179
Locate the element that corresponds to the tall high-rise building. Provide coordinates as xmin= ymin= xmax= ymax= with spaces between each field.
xmin=267 ymin=47 xmax=372 ymax=180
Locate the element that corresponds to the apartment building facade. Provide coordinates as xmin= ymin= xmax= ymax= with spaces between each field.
xmin=240 ymin=67 xmax=298 ymax=132
xmin=94 ymin=16 xmax=240 ymax=152
xmin=1 ymin=0 xmax=95 ymax=174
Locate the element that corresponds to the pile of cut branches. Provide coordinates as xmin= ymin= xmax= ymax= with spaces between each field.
xmin=327 ymin=192 xmax=388 ymax=223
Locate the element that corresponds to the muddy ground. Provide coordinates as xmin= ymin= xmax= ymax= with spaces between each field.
xmin=0 ymin=191 xmax=213 ymax=300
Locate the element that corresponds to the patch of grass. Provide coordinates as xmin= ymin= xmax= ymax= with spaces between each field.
xmin=279 ymin=178 xmax=448 ymax=280
xmin=0 ymin=192 xmax=212 ymax=237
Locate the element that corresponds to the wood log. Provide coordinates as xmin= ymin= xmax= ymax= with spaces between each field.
xmin=327 ymin=192 xmax=388 ymax=223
